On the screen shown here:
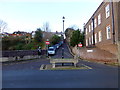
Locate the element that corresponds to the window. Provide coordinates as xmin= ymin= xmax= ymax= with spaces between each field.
xmin=105 ymin=4 xmax=110 ymax=18
xmin=86 ymin=28 xmax=88 ymax=35
xmin=98 ymin=31 xmax=102 ymax=42
xmin=94 ymin=18 xmax=97 ymax=28
xmin=89 ymin=37 xmax=91 ymax=45
xmin=91 ymin=22 xmax=93 ymax=31
xmin=92 ymin=35 xmax=93 ymax=44
xmin=106 ymin=25 xmax=111 ymax=39
xmin=86 ymin=39 xmax=88 ymax=46
xmin=95 ymin=33 xmax=97 ymax=43
xmin=98 ymin=14 xmax=101 ymax=25
xmin=89 ymin=25 xmax=91 ymax=32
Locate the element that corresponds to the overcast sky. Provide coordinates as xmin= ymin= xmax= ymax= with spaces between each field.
xmin=0 ymin=0 xmax=103 ymax=33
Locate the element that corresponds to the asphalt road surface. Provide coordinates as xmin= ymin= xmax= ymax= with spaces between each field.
xmin=50 ymin=42 xmax=73 ymax=59
xmin=2 ymin=43 xmax=119 ymax=88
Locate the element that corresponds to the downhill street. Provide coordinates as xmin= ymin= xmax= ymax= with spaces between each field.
xmin=2 ymin=43 xmax=118 ymax=88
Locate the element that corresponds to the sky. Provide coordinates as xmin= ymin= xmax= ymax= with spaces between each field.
xmin=0 ymin=0 xmax=103 ymax=33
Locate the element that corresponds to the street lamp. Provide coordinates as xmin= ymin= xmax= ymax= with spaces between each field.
xmin=62 ymin=16 xmax=65 ymax=59
xmin=62 ymin=16 xmax=65 ymax=42
xmin=62 ymin=16 xmax=65 ymax=33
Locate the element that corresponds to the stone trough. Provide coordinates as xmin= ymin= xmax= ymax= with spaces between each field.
xmin=50 ymin=59 xmax=78 ymax=68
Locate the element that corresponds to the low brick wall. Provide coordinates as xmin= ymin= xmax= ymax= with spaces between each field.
xmin=1 ymin=50 xmax=47 ymax=62
xmin=71 ymin=46 xmax=118 ymax=64
xmin=2 ymin=50 xmax=46 ymax=57
xmin=0 ymin=55 xmax=39 ymax=62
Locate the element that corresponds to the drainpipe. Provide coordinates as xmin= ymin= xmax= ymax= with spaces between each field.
xmin=111 ymin=0 xmax=115 ymax=44
xmin=92 ymin=16 xmax=95 ymax=46
xmin=83 ymin=23 xmax=86 ymax=47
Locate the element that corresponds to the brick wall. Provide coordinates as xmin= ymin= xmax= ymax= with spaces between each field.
xmin=117 ymin=2 xmax=120 ymax=64
xmin=72 ymin=46 xmax=118 ymax=64
xmin=97 ymin=44 xmax=118 ymax=55
xmin=85 ymin=2 xmax=114 ymax=47
xmin=118 ymin=2 xmax=120 ymax=41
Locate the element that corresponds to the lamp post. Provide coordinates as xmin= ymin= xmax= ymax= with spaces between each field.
xmin=62 ymin=16 xmax=65 ymax=59
xmin=62 ymin=16 xmax=65 ymax=34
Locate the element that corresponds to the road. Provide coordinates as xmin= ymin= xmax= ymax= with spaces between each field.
xmin=2 ymin=43 xmax=119 ymax=88
xmin=50 ymin=42 xmax=73 ymax=59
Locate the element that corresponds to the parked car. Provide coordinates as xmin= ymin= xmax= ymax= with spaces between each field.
xmin=58 ymin=42 xmax=62 ymax=47
xmin=55 ymin=44 xmax=59 ymax=49
xmin=52 ymin=45 xmax=57 ymax=51
xmin=48 ymin=47 xmax=56 ymax=55
xmin=60 ymin=41 xmax=63 ymax=45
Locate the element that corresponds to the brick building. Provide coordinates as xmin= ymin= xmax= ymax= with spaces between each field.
xmin=84 ymin=0 xmax=120 ymax=59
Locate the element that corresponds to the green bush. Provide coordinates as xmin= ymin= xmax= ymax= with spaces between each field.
xmin=50 ymin=35 xmax=61 ymax=45
xmin=70 ymin=29 xmax=84 ymax=47
xmin=15 ymin=43 xmax=24 ymax=50
xmin=2 ymin=28 xmax=46 ymax=50
xmin=70 ymin=30 xmax=80 ymax=47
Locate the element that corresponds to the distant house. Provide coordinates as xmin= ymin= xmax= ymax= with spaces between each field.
xmin=31 ymin=31 xmax=36 ymax=38
xmin=9 ymin=34 xmax=22 ymax=37
xmin=84 ymin=1 xmax=120 ymax=56
xmin=1 ymin=32 xmax=9 ymax=38
xmin=1 ymin=31 xmax=32 ymax=44
xmin=42 ymin=31 xmax=55 ymax=41
xmin=55 ymin=31 xmax=62 ymax=36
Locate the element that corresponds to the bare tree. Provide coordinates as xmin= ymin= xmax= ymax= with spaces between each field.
xmin=0 ymin=19 xmax=8 ymax=33
xmin=42 ymin=22 xmax=51 ymax=32
xmin=69 ymin=25 xmax=79 ymax=30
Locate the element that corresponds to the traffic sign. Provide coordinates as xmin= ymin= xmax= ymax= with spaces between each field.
xmin=78 ymin=44 xmax=82 ymax=47
xmin=46 ymin=41 xmax=50 ymax=45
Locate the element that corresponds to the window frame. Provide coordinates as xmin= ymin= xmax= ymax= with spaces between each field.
xmin=98 ymin=14 xmax=101 ymax=25
xmin=98 ymin=31 xmax=102 ymax=42
xmin=92 ymin=35 xmax=93 ymax=44
xmin=86 ymin=28 xmax=88 ymax=35
xmin=106 ymin=25 xmax=111 ymax=39
xmin=86 ymin=39 xmax=88 ymax=46
xmin=94 ymin=18 xmax=97 ymax=28
xmin=95 ymin=33 xmax=97 ymax=43
xmin=105 ymin=4 xmax=110 ymax=18
xmin=91 ymin=22 xmax=93 ymax=31
xmin=89 ymin=25 xmax=91 ymax=32
xmin=89 ymin=37 xmax=91 ymax=45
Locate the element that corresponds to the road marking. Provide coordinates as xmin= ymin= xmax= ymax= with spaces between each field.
xmin=82 ymin=64 xmax=92 ymax=69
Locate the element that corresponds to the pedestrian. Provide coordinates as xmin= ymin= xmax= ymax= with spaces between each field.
xmin=37 ymin=46 xmax=41 ymax=58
